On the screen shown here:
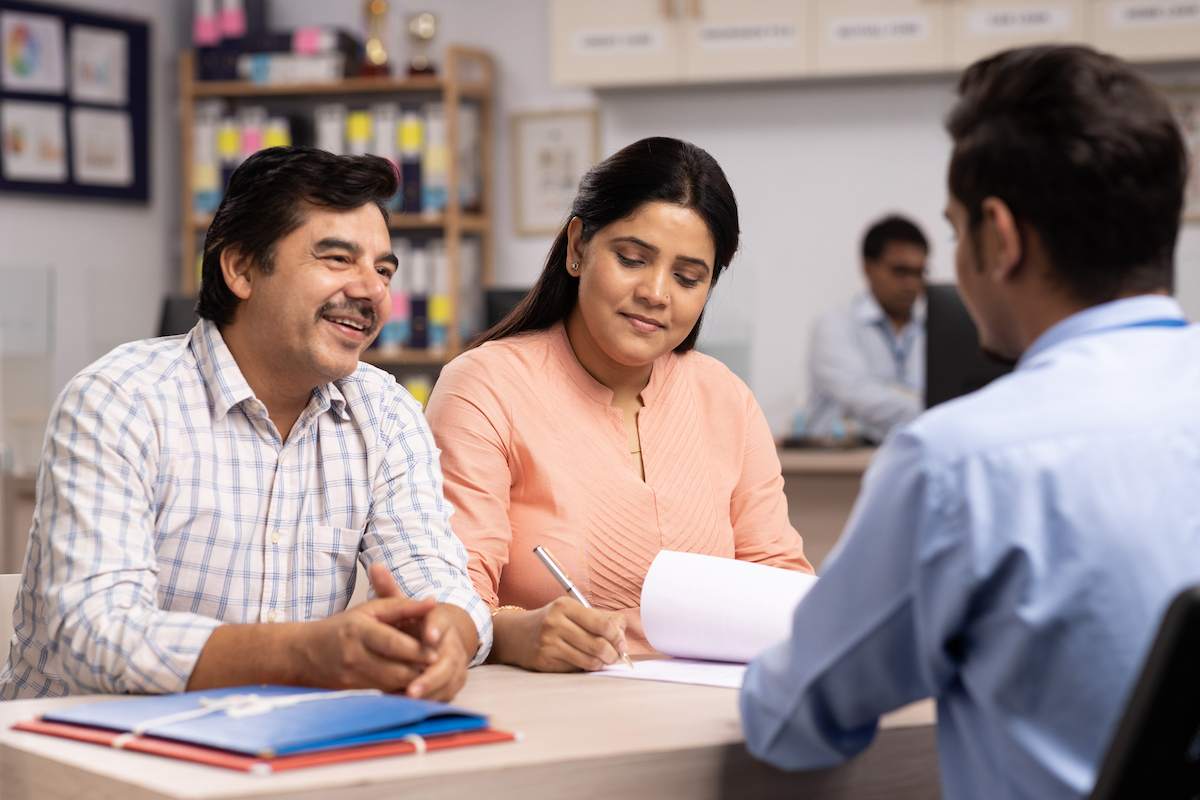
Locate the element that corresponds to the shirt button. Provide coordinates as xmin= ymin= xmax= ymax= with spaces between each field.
xmin=271 ymin=531 xmax=282 ymax=545
xmin=268 ymin=610 xmax=282 ymax=623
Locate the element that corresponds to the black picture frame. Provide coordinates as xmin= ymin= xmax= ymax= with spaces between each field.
xmin=0 ymin=0 xmax=149 ymax=201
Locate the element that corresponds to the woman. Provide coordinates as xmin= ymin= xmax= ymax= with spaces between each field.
xmin=426 ymin=137 xmax=812 ymax=672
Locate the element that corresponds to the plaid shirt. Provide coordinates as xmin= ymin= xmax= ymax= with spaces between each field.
xmin=0 ymin=320 xmax=490 ymax=699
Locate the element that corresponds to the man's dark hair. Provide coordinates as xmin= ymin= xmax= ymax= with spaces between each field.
xmin=946 ymin=45 xmax=1188 ymax=303
xmin=861 ymin=215 xmax=929 ymax=261
xmin=196 ymin=146 xmax=398 ymax=326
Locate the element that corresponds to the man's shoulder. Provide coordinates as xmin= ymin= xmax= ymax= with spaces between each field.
xmin=66 ymin=335 xmax=196 ymax=401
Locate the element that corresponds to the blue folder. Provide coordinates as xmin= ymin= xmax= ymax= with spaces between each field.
xmin=42 ymin=685 xmax=488 ymax=757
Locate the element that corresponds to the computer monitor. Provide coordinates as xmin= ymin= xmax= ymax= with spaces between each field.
xmin=485 ymin=288 xmax=530 ymax=329
xmin=158 ymin=295 xmax=200 ymax=337
xmin=924 ymin=283 xmax=1011 ymax=408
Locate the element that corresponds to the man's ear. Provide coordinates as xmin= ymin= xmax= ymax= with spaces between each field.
xmin=979 ymin=197 xmax=1023 ymax=282
xmin=220 ymin=248 xmax=255 ymax=301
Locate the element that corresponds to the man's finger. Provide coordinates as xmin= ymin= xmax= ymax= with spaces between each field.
xmin=360 ymin=618 xmax=434 ymax=665
xmin=365 ymin=595 xmax=438 ymax=627
xmin=368 ymin=563 xmax=403 ymax=598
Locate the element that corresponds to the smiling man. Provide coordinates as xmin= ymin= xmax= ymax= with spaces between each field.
xmin=0 ymin=147 xmax=490 ymax=701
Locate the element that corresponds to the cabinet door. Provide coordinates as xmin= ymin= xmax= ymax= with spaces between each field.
xmin=550 ymin=0 xmax=685 ymax=87
xmin=1087 ymin=1 xmax=1200 ymax=62
xmin=814 ymin=0 xmax=951 ymax=76
xmin=681 ymin=0 xmax=814 ymax=82
xmin=950 ymin=1 xmax=1086 ymax=68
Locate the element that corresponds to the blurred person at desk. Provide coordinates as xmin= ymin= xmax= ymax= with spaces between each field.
xmin=795 ymin=215 xmax=929 ymax=445
xmin=0 ymin=147 xmax=488 ymax=702
xmin=426 ymin=137 xmax=813 ymax=674
xmin=742 ymin=45 xmax=1200 ymax=798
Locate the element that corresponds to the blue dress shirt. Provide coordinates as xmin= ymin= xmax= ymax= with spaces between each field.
xmin=804 ymin=292 xmax=925 ymax=442
xmin=743 ymin=295 xmax=1200 ymax=798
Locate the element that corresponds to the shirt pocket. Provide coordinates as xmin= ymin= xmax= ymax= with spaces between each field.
xmin=297 ymin=525 xmax=363 ymax=605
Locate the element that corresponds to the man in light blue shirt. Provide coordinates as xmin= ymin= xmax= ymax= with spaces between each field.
xmin=742 ymin=45 xmax=1200 ymax=799
xmin=803 ymin=215 xmax=928 ymax=443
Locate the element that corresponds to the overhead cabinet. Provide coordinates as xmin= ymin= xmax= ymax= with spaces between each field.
xmin=949 ymin=1 xmax=1088 ymax=67
xmin=812 ymin=0 xmax=950 ymax=76
xmin=1087 ymin=0 xmax=1200 ymax=62
xmin=550 ymin=0 xmax=813 ymax=86
xmin=551 ymin=0 xmax=1200 ymax=87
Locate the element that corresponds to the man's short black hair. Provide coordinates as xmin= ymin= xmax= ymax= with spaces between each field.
xmin=196 ymin=146 xmax=399 ymax=326
xmin=862 ymin=215 xmax=929 ymax=261
xmin=946 ymin=45 xmax=1187 ymax=303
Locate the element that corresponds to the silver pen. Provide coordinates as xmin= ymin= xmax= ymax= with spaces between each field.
xmin=532 ymin=545 xmax=635 ymax=669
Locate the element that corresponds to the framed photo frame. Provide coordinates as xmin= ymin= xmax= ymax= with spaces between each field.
xmin=1166 ymin=86 xmax=1200 ymax=223
xmin=0 ymin=0 xmax=149 ymax=201
xmin=511 ymin=108 xmax=600 ymax=235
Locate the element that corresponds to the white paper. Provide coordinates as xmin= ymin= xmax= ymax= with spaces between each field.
xmin=70 ymin=26 xmax=129 ymax=106
xmin=70 ymin=108 xmax=133 ymax=186
xmin=641 ymin=550 xmax=817 ymax=663
xmin=593 ymin=658 xmax=746 ymax=689
xmin=0 ymin=11 xmax=66 ymax=94
xmin=966 ymin=7 xmax=1071 ymax=36
xmin=828 ymin=16 xmax=929 ymax=44
xmin=591 ymin=551 xmax=817 ymax=688
xmin=1 ymin=101 xmax=67 ymax=182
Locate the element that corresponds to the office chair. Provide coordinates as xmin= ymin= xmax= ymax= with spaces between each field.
xmin=1090 ymin=584 xmax=1200 ymax=799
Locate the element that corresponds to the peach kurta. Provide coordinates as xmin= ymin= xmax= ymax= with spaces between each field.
xmin=426 ymin=322 xmax=813 ymax=651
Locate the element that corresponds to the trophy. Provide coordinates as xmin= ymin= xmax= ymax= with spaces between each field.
xmin=406 ymin=11 xmax=438 ymax=76
xmin=361 ymin=0 xmax=390 ymax=77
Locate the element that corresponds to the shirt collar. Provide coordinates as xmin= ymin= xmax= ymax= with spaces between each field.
xmin=189 ymin=318 xmax=351 ymax=422
xmin=190 ymin=319 xmax=255 ymax=420
xmin=1020 ymin=294 xmax=1187 ymax=366
xmin=853 ymin=291 xmax=927 ymax=327
xmin=550 ymin=320 xmax=672 ymax=408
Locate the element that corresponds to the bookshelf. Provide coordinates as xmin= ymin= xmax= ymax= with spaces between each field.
xmin=178 ymin=46 xmax=496 ymax=369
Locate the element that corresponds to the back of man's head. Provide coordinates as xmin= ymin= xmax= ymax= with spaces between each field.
xmin=861 ymin=214 xmax=928 ymax=262
xmin=946 ymin=45 xmax=1187 ymax=304
xmin=197 ymin=146 xmax=399 ymax=327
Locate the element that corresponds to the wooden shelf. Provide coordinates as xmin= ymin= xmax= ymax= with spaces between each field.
xmin=191 ymin=212 xmax=488 ymax=232
xmin=361 ymin=349 xmax=454 ymax=367
xmin=191 ymin=76 xmax=491 ymax=99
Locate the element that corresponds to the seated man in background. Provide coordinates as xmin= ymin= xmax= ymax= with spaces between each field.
xmin=799 ymin=215 xmax=928 ymax=443
xmin=743 ymin=45 xmax=1200 ymax=798
xmin=0 ymin=146 xmax=489 ymax=701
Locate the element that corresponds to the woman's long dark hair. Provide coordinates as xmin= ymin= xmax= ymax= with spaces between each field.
xmin=472 ymin=136 xmax=739 ymax=352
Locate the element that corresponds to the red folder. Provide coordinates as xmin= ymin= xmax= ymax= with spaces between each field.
xmin=12 ymin=718 xmax=516 ymax=773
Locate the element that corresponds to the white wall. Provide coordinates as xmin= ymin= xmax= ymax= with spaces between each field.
xmin=0 ymin=0 xmax=183 ymax=470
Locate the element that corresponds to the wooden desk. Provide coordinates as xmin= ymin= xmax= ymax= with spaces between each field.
xmin=0 ymin=666 xmax=937 ymax=799
xmin=779 ymin=448 xmax=875 ymax=571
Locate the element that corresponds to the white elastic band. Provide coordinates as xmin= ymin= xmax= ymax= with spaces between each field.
xmin=111 ymin=732 xmax=136 ymax=749
xmin=403 ymin=734 xmax=427 ymax=755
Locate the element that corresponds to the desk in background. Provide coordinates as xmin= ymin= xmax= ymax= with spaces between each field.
xmin=0 ymin=665 xmax=936 ymax=799
xmin=779 ymin=447 xmax=875 ymax=571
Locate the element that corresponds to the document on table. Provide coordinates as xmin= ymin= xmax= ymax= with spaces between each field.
xmin=596 ymin=658 xmax=746 ymax=689
xmin=590 ymin=551 xmax=818 ymax=689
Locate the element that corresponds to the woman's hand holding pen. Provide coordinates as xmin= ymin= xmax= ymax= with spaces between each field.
xmin=493 ymin=597 xmax=628 ymax=673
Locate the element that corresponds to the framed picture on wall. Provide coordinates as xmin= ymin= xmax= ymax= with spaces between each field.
xmin=1167 ymin=86 xmax=1200 ymax=223
xmin=511 ymin=108 xmax=599 ymax=236
xmin=0 ymin=1 xmax=148 ymax=201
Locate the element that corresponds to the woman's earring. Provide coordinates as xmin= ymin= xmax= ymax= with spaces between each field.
xmin=570 ymin=261 xmax=580 ymax=274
